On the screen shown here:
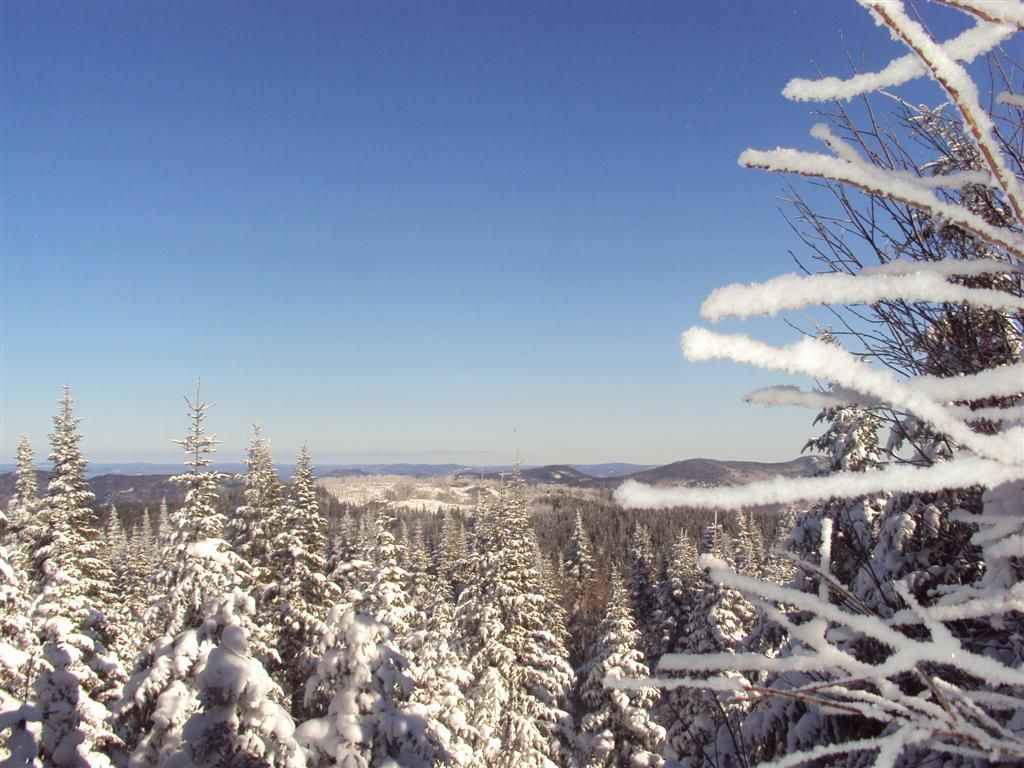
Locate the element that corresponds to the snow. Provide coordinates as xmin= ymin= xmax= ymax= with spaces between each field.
xmin=701 ymin=270 xmax=1024 ymax=322
xmin=997 ymin=91 xmax=1024 ymax=108
xmin=860 ymin=0 xmax=1024 ymax=223
xmin=738 ymin=145 xmax=1024 ymax=258
xmin=681 ymin=328 xmax=1024 ymax=464
xmin=614 ymin=456 xmax=1023 ymax=511
xmin=782 ymin=19 xmax=1014 ymax=102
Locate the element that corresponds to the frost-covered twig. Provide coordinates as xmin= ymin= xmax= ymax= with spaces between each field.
xmin=782 ymin=20 xmax=1015 ymax=101
xmin=681 ymin=329 xmax=1023 ymax=463
xmin=863 ymin=0 xmax=1024 ymax=224
xmin=615 ymin=456 xmax=1022 ymax=510
xmin=628 ymin=556 xmax=1024 ymax=765
xmin=935 ymin=0 xmax=1024 ymax=29
xmin=701 ymin=270 xmax=1024 ymax=321
xmin=738 ymin=147 xmax=1024 ymax=259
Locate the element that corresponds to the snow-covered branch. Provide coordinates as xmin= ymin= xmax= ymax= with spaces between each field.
xmin=863 ymin=0 xmax=1024 ymax=224
xmin=782 ymin=20 xmax=1015 ymax=102
xmin=700 ymin=271 xmax=1024 ymax=321
xmin=738 ymin=147 xmax=1024 ymax=259
xmin=614 ymin=456 xmax=1022 ymax=511
xmin=681 ymin=328 xmax=1023 ymax=463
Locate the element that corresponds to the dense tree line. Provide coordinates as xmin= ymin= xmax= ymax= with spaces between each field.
xmin=0 ymin=385 xmax=798 ymax=767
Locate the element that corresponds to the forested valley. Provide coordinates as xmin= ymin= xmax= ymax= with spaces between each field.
xmin=1 ymin=2 xmax=1023 ymax=767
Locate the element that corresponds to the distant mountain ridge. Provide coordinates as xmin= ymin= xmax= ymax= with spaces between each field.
xmin=0 ymin=456 xmax=826 ymax=509
xmin=457 ymin=456 xmax=824 ymax=488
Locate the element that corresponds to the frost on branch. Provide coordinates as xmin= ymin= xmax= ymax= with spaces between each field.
xmin=617 ymin=2 xmax=1024 ymax=766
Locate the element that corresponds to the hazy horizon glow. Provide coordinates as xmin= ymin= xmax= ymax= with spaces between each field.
xmin=1 ymin=1 xmax=971 ymax=466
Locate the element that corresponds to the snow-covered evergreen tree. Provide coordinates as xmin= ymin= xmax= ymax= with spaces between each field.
xmin=401 ymin=519 xmax=434 ymax=611
xmin=651 ymin=529 xmax=699 ymax=659
xmin=407 ymin=593 xmax=475 ymax=766
xmin=298 ymin=600 xmax=438 ymax=768
xmin=454 ymin=471 xmax=573 ymax=768
xmin=0 ymin=545 xmax=35 ymax=708
xmin=562 ymin=511 xmax=599 ymax=669
xmin=436 ymin=510 xmax=469 ymax=598
xmin=100 ymin=509 xmax=134 ymax=664
xmin=119 ymin=589 xmax=266 ymax=768
xmin=168 ymin=617 xmax=305 ymax=768
xmin=626 ymin=525 xmax=657 ymax=658
xmin=33 ymin=617 xmax=119 ymax=768
xmin=31 ymin=387 xmax=123 ymax=705
xmin=229 ymin=426 xmax=284 ymax=582
xmin=146 ymin=384 xmax=250 ymax=640
xmin=124 ymin=509 xmax=158 ymax=636
xmin=119 ymin=385 xmax=259 ymax=764
xmin=268 ymin=445 xmax=333 ymax=717
xmin=0 ymin=702 xmax=41 ymax=768
xmin=577 ymin=571 xmax=664 ymax=768
xmin=6 ymin=437 xmax=38 ymax=547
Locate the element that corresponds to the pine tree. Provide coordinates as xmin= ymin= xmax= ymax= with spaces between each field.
xmin=6 ymin=436 xmax=38 ymax=546
xmin=408 ymin=593 xmax=475 ymax=766
xmin=563 ymin=511 xmax=599 ymax=669
xmin=626 ymin=525 xmax=657 ymax=660
xmin=269 ymin=446 xmax=333 ymax=717
xmin=454 ymin=472 xmax=573 ymax=768
xmin=298 ymin=601 xmax=438 ymax=767
xmin=229 ymin=426 xmax=284 ymax=581
xmin=31 ymin=387 xmax=123 ymax=704
xmin=118 ymin=385 xmax=259 ymax=765
xmin=578 ymin=571 xmax=664 ymax=768
xmin=169 ymin=615 xmax=305 ymax=768
xmin=0 ymin=543 xmax=36 ymax=707
xmin=146 ymin=383 xmax=250 ymax=639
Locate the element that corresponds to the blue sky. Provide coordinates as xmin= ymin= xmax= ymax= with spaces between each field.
xmin=0 ymin=1 xmax=969 ymax=466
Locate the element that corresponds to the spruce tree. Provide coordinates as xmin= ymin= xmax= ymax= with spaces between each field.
xmin=454 ymin=472 xmax=573 ymax=768
xmin=6 ymin=436 xmax=38 ymax=547
xmin=118 ymin=385 xmax=259 ymax=764
xmin=436 ymin=510 xmax=469 ymax=598
xmin=146 ymin=383 xmax=250 ymax=639
xmin=578 ymin=571 xmax=664 ymax=768
xmin=269 ymin=446 xmax=333 ymax=717
xmin=169 ymin=617 xmax=305 ymax=768
xmin=408 ymin=593 xmax=475 ymax=766
xmin=31 ymin=387 xmax=123 ymax=705
xmin=626 ymin=525 xmax=657 ymax=659
xmin=229 ymin=426 xmax=284 ymax=581
xmin=298 ymin=603 xmax=438 ymax=767
xmin=563 ymin=511 xmax=599 ymax=668
xmin=0 ymin=543 xmax=35 ymax=707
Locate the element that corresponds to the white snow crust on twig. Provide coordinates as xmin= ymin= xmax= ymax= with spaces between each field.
xmin=613 ymin=456 xmax=1023 ymax=511
xmin=997 ymin=91 xmax=1024 ymax=108
xmin=681 ymin=328 xmax=1023 ymax=463
xmin=738 ymin=146 xmax=1024 ymax=258
xmin=782 ymin=20 xmax=1014 ymax=102
xmin=700 ymin=271 xmax=1024 ymax=321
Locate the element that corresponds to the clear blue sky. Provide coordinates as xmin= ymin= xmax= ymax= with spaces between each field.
xmin=0 ymin=1 xmax=968 ymax=467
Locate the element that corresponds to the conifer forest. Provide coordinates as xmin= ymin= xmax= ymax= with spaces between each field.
xmin=1 ymin=2 xmax=1023 ymax=767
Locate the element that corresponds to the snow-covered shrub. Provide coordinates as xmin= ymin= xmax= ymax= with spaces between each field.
xmin=616 ymin=2 xmax=1024 ymax=766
